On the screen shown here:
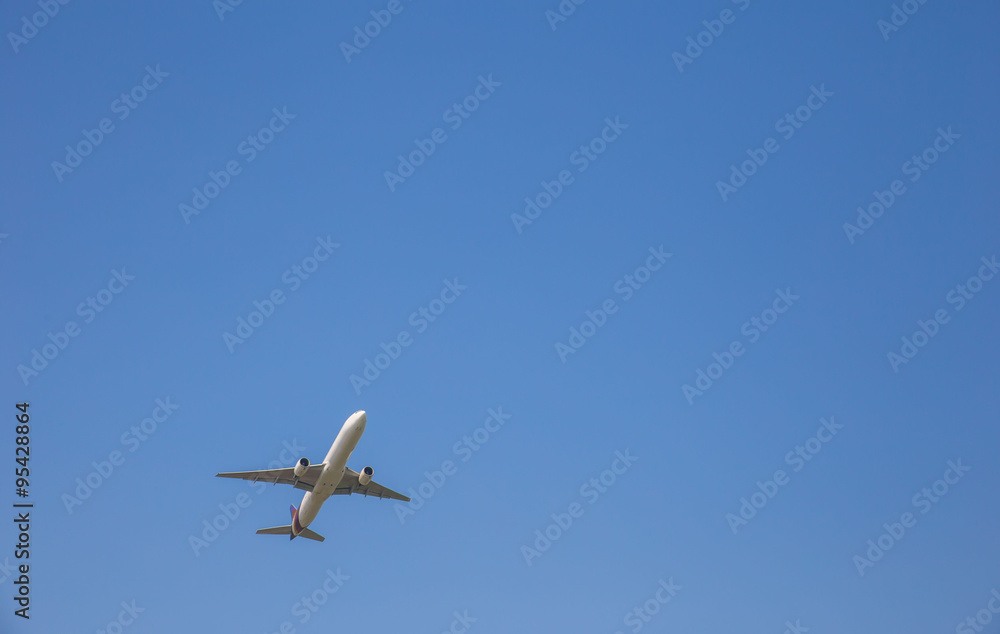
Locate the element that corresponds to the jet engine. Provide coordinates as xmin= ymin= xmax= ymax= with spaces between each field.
xmin=359 ymin=466 xmax=374 ymax=485
xmin=294 ymin=458 xmax=310 ymax=478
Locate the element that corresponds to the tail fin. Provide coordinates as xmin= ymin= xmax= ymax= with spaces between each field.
xmin=253 ymin=505 xmax=325 ymax=542
xmin=289 ymin=504 xmax=301 ymax=540
xmin=255 ymin=525 xmax=325 ymax=542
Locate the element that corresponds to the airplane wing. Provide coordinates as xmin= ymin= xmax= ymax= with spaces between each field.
xmin=332 ymin=467 xmax=411 ymax=502
xmin=215 ymin=464 xmax=325 ymax=492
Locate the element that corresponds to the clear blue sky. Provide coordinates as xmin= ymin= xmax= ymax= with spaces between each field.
xmin=2 ymin=1 xmax=998 ymax=632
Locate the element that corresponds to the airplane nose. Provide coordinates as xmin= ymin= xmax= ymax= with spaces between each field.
xmin=353 ymin=410 xmax=367 ymax=426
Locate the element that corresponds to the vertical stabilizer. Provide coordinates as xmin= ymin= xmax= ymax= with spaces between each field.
xmin=289 ymin=505 xmax=298 ymax=540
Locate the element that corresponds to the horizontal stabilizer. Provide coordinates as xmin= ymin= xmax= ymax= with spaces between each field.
xmin=255 ymin=525 xmax=325 ymax=542
xmin=298 ymin=528 xmax=325 ymax=542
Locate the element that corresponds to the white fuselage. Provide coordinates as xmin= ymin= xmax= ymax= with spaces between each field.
xmin=294 ymin=410 xmax=366 ymax=534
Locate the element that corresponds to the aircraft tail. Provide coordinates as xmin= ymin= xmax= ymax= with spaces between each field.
xmin=254 ymin=505 xmax=325 ymax=542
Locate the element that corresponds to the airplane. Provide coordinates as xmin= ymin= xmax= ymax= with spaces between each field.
xmin=215 ymin=410 xmax=409 ymax=542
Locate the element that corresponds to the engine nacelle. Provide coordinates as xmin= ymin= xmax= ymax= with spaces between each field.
xmin=359 ymin=466 xmax=374 ymax=486
xmin=294 ymin=458 xmax=309 ymax=478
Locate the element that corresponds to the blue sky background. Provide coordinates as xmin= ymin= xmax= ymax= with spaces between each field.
xmin=2 ymin=1 xmax=999 ymax=632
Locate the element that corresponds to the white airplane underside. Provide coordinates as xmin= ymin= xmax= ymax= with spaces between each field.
xmin=215 ymin=410 xmax=409 ymax=542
